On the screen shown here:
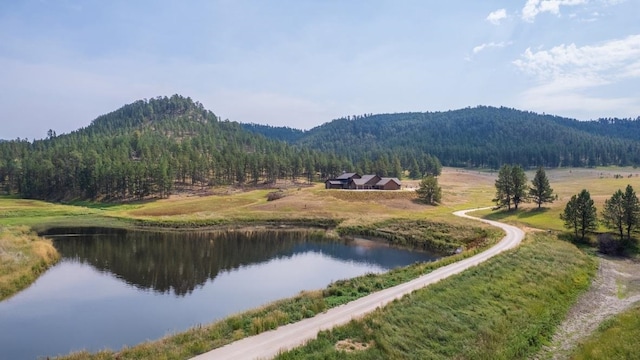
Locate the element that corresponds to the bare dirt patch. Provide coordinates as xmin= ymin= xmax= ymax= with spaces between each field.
xmin=534 ymin=255 xmax=640 ymax=360
xmin=335 ymin=339 xmax=373 ymax=353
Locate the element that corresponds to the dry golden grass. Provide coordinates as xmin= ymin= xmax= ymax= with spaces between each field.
xmin=0 ymin=226 xmax=59 ymax=300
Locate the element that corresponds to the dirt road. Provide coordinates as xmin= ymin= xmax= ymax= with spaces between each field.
xmin=191 ymin=208 xmax=525 ymax=360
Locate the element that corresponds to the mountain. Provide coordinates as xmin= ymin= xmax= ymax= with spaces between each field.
xmin=245 ymin=106 xmax=640 ymax=169
xmin=240 ymin=123 xmax=306 ymax=143
xmin=0 ymin=95 xmax=355 ymax=201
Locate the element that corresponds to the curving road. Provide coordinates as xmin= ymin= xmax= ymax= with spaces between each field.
xmin=191 ymin=208 xmax=525 ymax=360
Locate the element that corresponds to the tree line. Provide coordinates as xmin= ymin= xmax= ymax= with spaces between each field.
xmin=0 ymin=95 xmax=441 ymax=201
xmin=248 ymin=106 xmax=640 ymax=169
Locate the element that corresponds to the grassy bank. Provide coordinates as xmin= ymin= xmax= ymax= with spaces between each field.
xmin=338 ymin=219 xmax=495 ymax=253
xmin=54 ymin=228 xmax=500 ymax=360
xmin=571 ymin=304 xmax=640 ymax=360
xmin=276 ymin=233 xmax=596 ymax=360
xmin=0 ymin=226 xmax=59 ymax=300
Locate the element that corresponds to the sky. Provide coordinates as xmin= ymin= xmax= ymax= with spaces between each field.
xmin=1 ymin=0 xmax=639 ymax=140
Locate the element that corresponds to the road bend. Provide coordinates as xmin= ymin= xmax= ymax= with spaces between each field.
xmin=191 ymin=208 xmax=525 ymax=360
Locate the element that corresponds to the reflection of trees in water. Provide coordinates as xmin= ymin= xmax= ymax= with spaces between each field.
xmin=48 ymin=228 xmax=326 ymax=296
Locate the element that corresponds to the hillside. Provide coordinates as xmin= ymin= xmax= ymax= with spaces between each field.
xmin=0 ymin=95 xmax=357 ymax=201
xmin=244 ymin=106 xmax=640 ymax=168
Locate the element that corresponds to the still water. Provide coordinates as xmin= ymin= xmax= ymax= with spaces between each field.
xmin=0 ymin=228 xmax=440 ymax=359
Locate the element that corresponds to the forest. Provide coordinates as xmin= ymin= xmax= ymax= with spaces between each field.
xmin=3 ymin=96 xmax=639 ymax=202
xmin=0 ymin=95 xmax=440 ymax=201
xmin=244 ymin=106 xmax=640 ymax=169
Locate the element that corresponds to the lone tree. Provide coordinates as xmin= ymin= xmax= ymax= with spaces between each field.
xmin=494 ymin=164 xmax=528 ymax=210
xmin=529 ymin=167 xmax=554 ymax=209
xmin=561 ymin=189 xmax=598 ymax=241
xmin=416 ymin=175 xmax=442 ymax=205
xmin=622 ymin=184 xmax=640 ymax=242
xmin=602 ymin=189 xmax=625 ymax=241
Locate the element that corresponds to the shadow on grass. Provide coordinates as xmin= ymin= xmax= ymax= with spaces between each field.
xmin=483 ymin=207 xmax=550 ymax=221
xmin=64 ymin=198 xmax=157 ymax=210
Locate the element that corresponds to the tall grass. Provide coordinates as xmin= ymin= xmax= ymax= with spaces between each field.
xmin=0 ymin=226 xmax=59 ymax=300
xmin=276 ymin=233 xmax=596 ymax=360
xmin=571 ymin=304 xmax=640 ymax=360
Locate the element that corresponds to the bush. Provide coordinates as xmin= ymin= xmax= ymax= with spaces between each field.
xmin=597 ymin=233 xmax=623 ymax=255
xmin=266 ymin=190 xmax=286 ymax=201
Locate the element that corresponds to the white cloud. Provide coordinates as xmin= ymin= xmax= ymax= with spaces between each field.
xmin=513 ymin=34 xmax=640 ymax=79
xmin=514 ymin=34 xmax=640 ymax=119
xmin=522 ymin=0 xmax=588 ymax=22
xmin=473 ymin=41 xmax=510 ymax=54
xmin=486 ymin=9 xmax=507 ymax=25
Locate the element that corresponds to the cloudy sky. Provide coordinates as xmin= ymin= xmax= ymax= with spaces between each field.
xmin=1 ymin=0 xmax=639 ymax=140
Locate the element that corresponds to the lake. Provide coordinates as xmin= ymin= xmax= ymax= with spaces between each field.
xmin=0 ymin=228 xmax=441 ymax=359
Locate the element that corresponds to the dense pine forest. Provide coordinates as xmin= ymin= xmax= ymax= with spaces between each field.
xmin=244 ymin=106 xmax=640 ymax=168
xmin=0 ymin=95 xmax=440 ymax=201
xmin=2 ymin=96 xmax=639 ymax=202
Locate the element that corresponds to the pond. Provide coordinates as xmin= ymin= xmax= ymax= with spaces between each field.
xmin=0 ymin=228 xmax=442 ymax=360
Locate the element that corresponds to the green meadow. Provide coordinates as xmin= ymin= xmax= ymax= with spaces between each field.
xmin=1 ymin=167 xmax=639 ymax=358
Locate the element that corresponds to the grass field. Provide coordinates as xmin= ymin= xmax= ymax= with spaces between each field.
xmin=571 ymin=304 xmax=640 ymax=360
xmin=475 ymin=167 xmax=640 ymax=234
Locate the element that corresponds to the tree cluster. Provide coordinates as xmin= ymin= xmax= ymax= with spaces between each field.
xmin=493 ymin=165 xmax=554 ymax=211
xmin=561 ymin=185 xmax=640 ymax=245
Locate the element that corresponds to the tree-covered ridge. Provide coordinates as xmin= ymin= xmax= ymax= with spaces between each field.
xmin=241 ymin=123 xmax=306 ymax=143
xmin=0 ymin=95 xmax=359 ymax=201
xmin=266 ymin=106 xmax=640 ymax=168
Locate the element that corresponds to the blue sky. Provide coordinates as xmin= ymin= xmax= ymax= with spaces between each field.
xmin=1 ymin=0 xmax=639 ymax=140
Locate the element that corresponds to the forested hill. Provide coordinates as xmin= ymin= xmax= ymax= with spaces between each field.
xmin=240 ymin=123 xmax=306 ymax=143
xmin=245 ymin=106 xmax=640 ymax=168
xmin=0 ymin=95 xmax=361 ymax=201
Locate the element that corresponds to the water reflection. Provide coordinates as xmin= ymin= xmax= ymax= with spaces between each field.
xmin=0 ymin=228 xmax=440 ymax=359
xmin=48 ymin=228 xmax=328 ymax=296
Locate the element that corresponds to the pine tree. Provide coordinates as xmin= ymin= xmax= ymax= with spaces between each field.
xmin=602 ymin=189 xmax=625 ymax=241
xmin=493 ymin=164 xmax=527 ymax=210
xmin=511 ymin=165 xmax=528 ymax=210
xmin=529 ymin=167 xmax=554 ymax=209
xmin=416 ymin=175 xmax=442 ymax=205
xmin=561 ymin=189 xmax=597 ymax=241
xmin=622 ymin=184 xmax=640 ymax=242
xmin=494 ymin=164 xmax=513 ymax=210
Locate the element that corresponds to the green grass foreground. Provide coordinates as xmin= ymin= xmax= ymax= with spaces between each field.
xmin=276 ymin=233 xmax=596 ymax=360
xmin=571 ymin=304 xmax=640 ymax=360
xmin=54 ymin=230 xmax=501 ymax=360
xmin=0 ymin=226 xmax=59 ymax=300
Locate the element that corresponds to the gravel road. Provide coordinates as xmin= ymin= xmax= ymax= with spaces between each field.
xmin=191 ymin=208 xmax=525 ymax=360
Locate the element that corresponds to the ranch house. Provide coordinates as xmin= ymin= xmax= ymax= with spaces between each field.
xmin=324 ymin=172 xmax=402 ymax=190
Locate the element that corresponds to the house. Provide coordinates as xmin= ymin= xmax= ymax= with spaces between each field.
xmin=349 ymin=174 xmax=381 ymax=189
xmin=325 ymin=172 xmax=402 ymax=190
xmin=325 ymin=172 xmax=361 ymax=189
xmin=375 ymin=177 xmax=402 ymax=190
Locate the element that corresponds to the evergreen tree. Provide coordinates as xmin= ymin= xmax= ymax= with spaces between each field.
xmin=529 ymin=167 xmax=554 ymax=209
xmin=622 ymin=184 xmax=640 ymax=241
xmin=561 ymin=189 xmax=597 ymax=241
xmin=493 ymin=164 xmax=527 ymax=210
xmin=494 ymin=164 xmax=513 ymax=210
xmin=416 ymin=175 xmax=442 ymax=205
xmin=602 ymin=189 xmax=625 ymax=241
xmin=511 ymin=165 xmax=528 ymax=210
